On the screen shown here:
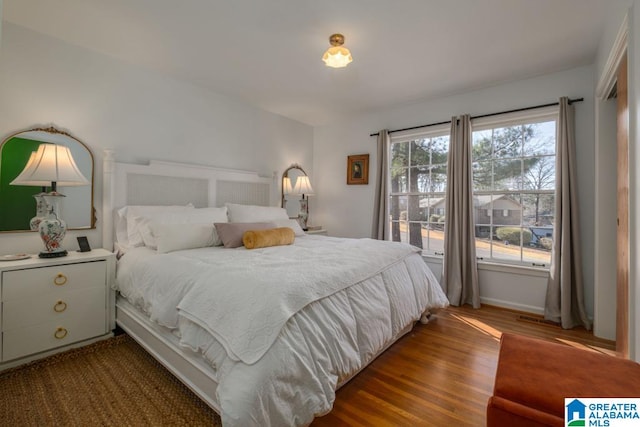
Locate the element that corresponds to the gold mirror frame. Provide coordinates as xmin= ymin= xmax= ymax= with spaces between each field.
xmin=281 ymin=163 xmax=308 ymax=209
xmin=0 ymin=126 xmax=96 ymax=233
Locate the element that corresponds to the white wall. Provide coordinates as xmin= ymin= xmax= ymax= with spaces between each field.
xmin=594 ymin=0 xmax=640 ymax=360
xmin=313 ymin=66 xmax=596 ymax=318
xmin=593 ymin=97 xmax=618 ymax=340
xmin=596 ymin=1 xmax=633 ymax=81
xmin=628 ymin=1 xmax=640 ymax=362
xmin=0 ymin=23 xmax=313 ymax=253
xmin=592 ymin=2 xmax=630 ymax=342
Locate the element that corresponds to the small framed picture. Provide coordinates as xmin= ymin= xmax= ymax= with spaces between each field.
xmin=347 ymin=154 xmax=369 ymax=185
xmin=77 ymin=236 xmax=91 ymax=252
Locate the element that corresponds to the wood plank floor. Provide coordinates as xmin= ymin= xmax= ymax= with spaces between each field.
xmin=311 ymin=305 xmax=616 ymax=427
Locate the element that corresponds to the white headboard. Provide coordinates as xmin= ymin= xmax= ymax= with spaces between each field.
xmin=102 ymin=151 xmax=275 ymax=250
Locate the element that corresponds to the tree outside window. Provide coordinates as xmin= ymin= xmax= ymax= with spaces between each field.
xmin=390 ymin=133 xmax=449 ymax=254
xmin=472 ymin=118 xmax=556 ymax=265
xmin=387 ymin=112 xmax=555 ymax=268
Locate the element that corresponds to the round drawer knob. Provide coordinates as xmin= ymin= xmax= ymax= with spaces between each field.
xmin=54 ymin=273 xmax=67 ymax=286
xmin=54 ymin=300 xmax=67 ymax=313
xmin=54 ymin=327 xmax=68 ymax=339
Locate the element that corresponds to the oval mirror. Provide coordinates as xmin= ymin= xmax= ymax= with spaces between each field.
xmin=0 ymin=126 xmax=95 ymax=232
xmin=281 ymin=164 xmax=307 ymax=218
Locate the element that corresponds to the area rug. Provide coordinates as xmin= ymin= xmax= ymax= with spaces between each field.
xmin=0 ymin=334 xmax=221 ymax=426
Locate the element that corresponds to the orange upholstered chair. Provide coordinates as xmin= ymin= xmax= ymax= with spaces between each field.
xmin=487 ymin=333 xmax=640 ymax=427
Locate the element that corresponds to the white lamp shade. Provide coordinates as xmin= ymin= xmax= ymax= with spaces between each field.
xmin=283 ymin=176 xmax=293 ymax=195
xmin=10 ymin=143 xmax=90 ymax=187
xmin=322 ymin=46 xmax=353 ymax=68
xmin=9 ymin=151 xmax=51 ymax=187
xmin=292 ymin=175 xmax=314 ymax=195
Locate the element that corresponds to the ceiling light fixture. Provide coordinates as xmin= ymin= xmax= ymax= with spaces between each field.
xmin=322 ymin=33 xmax=353 ymax=68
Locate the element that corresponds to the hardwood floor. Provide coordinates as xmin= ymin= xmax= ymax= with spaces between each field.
xmin=311 ymin=305 xmax=615 ymax=427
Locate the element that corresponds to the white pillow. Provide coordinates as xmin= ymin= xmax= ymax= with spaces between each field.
xmin=226 ymin=203 xmax=289 ymax=223
xmin=153 ymin=223 xmax=216 ymax=253
xmin=196 ymin=206 xmax=230 ymax=217
xmin=270 ymin=219 xmax=305 ymax=237
xmin=118 ymin=205 xmax=195 ymax=248
xmin=136 ymin=206 xmax=228 ymax=249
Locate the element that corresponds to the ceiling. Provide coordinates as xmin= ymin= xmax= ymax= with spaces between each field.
xmin=2 ymin=0 xmax=619 ymax=126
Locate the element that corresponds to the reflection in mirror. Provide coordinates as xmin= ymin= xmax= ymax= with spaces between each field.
xmin=0 ymin=126 xmax=95 ymax=232
xmin=281 ymin=164 xmax=307 ymax=219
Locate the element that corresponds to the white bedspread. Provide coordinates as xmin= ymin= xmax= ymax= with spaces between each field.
xmin=116 ymin=235 xmax=449 ymax=426
xmin=177 ymin=237 xmax=421 ymax=364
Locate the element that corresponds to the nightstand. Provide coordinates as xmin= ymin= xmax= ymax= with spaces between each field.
xmin=0 ymin=249 xmax=115 ymax=369
xmin=306 ymin=228 xmax=328 ymax=236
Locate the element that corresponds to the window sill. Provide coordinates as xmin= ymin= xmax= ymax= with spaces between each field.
xmin=421 ymin=254 xmax=549 ymax=278
xmin=422 ymin=254 xmax=444 ymax=263
xmin=477 ymin=260 xmax=549 ymax=278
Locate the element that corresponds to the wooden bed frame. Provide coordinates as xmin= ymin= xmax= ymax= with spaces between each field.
xmin=101 ymin=151 xmax=426 ymax=418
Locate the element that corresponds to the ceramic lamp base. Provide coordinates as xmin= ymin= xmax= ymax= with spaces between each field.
xmin=39 ymin=250 xmax=68 ymax=259
xmin=299 ymin=198 xmax=309 ymax=230
xmin=38 ymin=193 xmax=68 ymax=258
xmin=30 ymin=193 xmax=49 ymax=231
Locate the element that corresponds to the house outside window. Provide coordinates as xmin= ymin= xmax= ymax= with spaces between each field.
xmin=389 ymin=127 xmax=450 ymax=255
xmin=471 ymin=107 xmax=557 ymax=266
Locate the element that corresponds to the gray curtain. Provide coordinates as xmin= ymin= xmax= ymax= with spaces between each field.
xmin=544 ymin=97 xmax=591 ymax=330
xmin=442 ymin=115 xmax=480 ymax=308
xmin=372 ymin=130 xmax=390 ymax=239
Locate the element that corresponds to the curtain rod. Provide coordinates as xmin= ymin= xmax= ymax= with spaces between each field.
xmin=369 ymin=97 xmax=584 ymax=137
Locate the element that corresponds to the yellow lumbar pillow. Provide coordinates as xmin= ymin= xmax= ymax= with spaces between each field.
xmin=243 ymin=227 xmax=295 ymax=249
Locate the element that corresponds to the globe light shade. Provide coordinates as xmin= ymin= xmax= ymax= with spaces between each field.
xmin=322 ymin=33 xmax=353 ymax=68
xmin=322 ymin=46 xmax=353 ymax=68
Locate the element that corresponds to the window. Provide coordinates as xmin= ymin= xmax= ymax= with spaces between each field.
xmin=471 ymin=109 xmax=557 ymax=266
xmin=389 ymin=129 xmax=450 ymax=254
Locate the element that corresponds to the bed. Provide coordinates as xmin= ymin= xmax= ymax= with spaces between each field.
xmin=102 ymin=152 xmax=449 ymax=426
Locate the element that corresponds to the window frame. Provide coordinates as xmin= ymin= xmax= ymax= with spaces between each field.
xmin=384 ymin=107 xmax=557 ymax=270
xmin=471 ymin=106 xmax=558 ymax=268
xmin=388 ymin=125 xmax=450 ymax=256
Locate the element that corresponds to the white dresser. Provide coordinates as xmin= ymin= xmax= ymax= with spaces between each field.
xmin=0 ymin=249 xmax=115 ymax=369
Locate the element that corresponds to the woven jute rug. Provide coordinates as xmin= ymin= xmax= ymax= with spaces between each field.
xmin=0 ymin=334 xmax=222 ymax=426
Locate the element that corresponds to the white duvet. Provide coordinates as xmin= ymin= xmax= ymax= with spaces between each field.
xmin=116 ymin=235 xmax=448 ymax=426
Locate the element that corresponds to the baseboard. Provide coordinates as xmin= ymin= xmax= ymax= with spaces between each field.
xmin=480 ymin=297 xmax=544 ymax=316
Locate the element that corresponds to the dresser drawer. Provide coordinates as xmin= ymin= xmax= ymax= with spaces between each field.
xmin=2 ymin=286 xmax=106 ymax=331
xmin=2 ymin=310 xmax=107 ymax=361
xmin=2 ymin=261 xmax=106 ymax=301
